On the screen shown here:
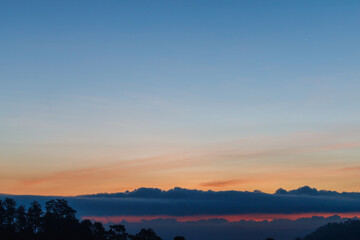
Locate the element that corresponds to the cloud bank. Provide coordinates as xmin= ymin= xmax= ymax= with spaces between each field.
xmin=2 ymin=186 xmax=360 ymax=218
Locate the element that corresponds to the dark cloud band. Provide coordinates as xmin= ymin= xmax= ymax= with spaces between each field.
xmin=2 ymin=186 xmax=360 ymax=217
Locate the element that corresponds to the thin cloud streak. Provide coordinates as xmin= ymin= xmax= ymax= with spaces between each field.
xmin=201 ymin=179 xmax=248 ymax=187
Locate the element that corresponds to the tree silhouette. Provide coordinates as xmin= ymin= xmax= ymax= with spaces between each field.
xmin=130 ymin=228 xmax=162 ymax=240
xmin=15 ymin=205 xmax=27 ymax=232
xmin=93 ymin=221 xmax=106 ymax=240
xmin=0 ymin=198 xmax=176 ymax=240
xmin=27 ymin=201 xmax=42 ymax=234
xmin=4 ymin=198 xmax=16 ymax=228
xmin=107 ymin=224 xmax=128 ymax=240
xmin=174 ymin=236 xmax=186 ymax=240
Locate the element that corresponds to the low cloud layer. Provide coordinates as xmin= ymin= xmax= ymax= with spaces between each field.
xmin=119 ymin=215 xmax=355 ymax=240
xmin=2 ymin=186 xmax=360 ymax=218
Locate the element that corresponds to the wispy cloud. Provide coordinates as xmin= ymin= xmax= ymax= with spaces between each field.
xmin=201 ymin=179 xmax=247 ymax=187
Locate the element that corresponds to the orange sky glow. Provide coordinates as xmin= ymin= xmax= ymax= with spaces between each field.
xmin=1 ymin=129 xmax=360 ymax=196
xmin=84 ymin=212 xmax=360 ymax=224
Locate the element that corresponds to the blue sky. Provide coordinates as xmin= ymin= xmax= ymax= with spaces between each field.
xmin=1 ymin=0 xmax=360 ymax=195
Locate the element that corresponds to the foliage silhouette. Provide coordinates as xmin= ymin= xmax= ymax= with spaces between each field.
xmin=130 ymin=228 xmax=162 ymax=240
xmin=0 ymin=198 xmax=176 ymax=240
xmin=174 ymin=237 xmax=186 ymax=240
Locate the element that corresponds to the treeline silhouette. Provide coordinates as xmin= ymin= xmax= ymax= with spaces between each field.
xmin=0 ymin=198 xmax=185 ymax=240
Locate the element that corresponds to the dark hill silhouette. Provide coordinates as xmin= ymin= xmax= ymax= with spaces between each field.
xmin=299 ymin=220 xmax=360 ymax=240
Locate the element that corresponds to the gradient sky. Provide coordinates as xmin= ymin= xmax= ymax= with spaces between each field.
xmin=1 ymin=0 xmax=360 ymax=196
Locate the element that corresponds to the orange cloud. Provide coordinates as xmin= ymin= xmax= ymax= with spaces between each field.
xmin=201 ymin=179 xmax=247 ymax=187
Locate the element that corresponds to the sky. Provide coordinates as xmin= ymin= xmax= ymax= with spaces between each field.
xmin=1 ymin=0 xmax=360 ymax=196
